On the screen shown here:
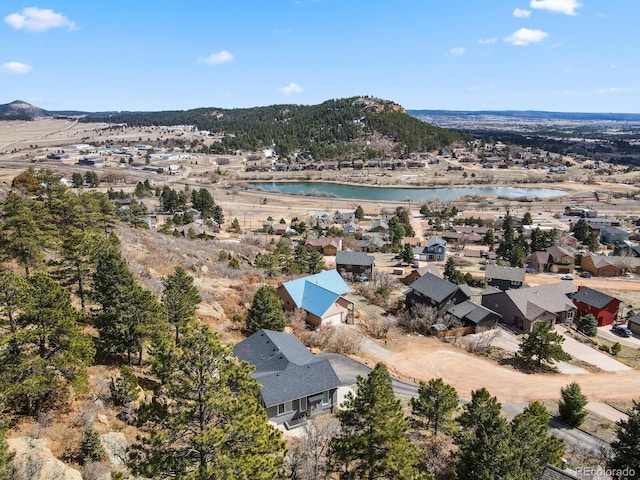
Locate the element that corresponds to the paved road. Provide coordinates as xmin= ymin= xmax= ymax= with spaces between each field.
xmin=318 ymin=352 xmax=419 ymax=397
xmin=319 ymin=351 xmax=610 ymax=455
xmin=549 ymin=417 xmax=610 ymax=457
xmin=597 ymin=325 xmax=640 ymax=349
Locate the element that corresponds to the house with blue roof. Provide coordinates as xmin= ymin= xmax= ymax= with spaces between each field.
xmin=234 ymin=329 xmax=342 ymax=427
xmin=277 ymin=269 xmax=354 ymax=327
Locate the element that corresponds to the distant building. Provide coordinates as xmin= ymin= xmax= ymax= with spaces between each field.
xmin=77 ymin=157 xmax=105 ymax=167
xmin=599 ymin=226 xmax=630 ymax=246
xmin=335 ymin=251 xmax=375 ymax=279
xmin=484 ymin=264 xmax=525 ymax=291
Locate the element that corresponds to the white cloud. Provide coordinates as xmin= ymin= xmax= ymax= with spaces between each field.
xmin=530 ymin=0 xmax=582 ymax=16
xmin=279 ymin=82 xmax=303 ymax=94
xmin=450 ymin=47 xmax=465 ymax=56
xmin=597 ymin=87 xmax=628 ymax=94
xmin=204 ymin=50 xmax=234 ymax=65
xmin=513 ymin=8 xmax=532 ymax=18
xmin=4 ymin=7 xmax=76 ymax=32
xmin=610 ymin=64 xmax=617 ymax=69
xmin=478 ymin=37 xmax=497 ymax=45
xmin=0 ymin=61 xmax=32 ymax=74
xmin=504 ymin=28 xmax=548 ymax=46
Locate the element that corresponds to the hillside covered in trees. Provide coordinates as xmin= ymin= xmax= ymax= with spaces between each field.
xmin=83 ymin=97 xmax=464 ymax=159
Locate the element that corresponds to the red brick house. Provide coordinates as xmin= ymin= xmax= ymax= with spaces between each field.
xmin=571 ymin=286 xmax=621 ymax=327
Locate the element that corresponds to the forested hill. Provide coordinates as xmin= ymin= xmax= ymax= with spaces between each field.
xmin=83 ymin=97 xmax=464 ymax=157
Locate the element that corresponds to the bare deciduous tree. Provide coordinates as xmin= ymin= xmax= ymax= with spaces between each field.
xmin=398 ymin=303 xmax=439 ymax=336
xmin=286 ymin=410 xmax=341 ymax=480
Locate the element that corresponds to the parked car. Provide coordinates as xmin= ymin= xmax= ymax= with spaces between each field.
xmin=561 ymin=274 xmax=574 ymax=280
xmin=579 ymin=271 xmax=592 ymax=278
xmin=612 ymin=324 xmax=633 ymax=337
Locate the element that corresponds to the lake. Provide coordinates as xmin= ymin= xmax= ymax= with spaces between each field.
xmin=249 ymin=182 xmax=566 ymax=202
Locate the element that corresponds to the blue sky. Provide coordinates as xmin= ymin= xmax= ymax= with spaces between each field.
xmin=1 ymin=1 xmax=638 ymax=113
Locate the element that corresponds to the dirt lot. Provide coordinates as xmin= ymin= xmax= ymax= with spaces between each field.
xmin=377 ymin=334 xmax=640 ymax=404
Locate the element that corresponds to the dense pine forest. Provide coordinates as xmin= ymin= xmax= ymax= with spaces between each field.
xmin=83 ymin=97 xmax=464 ymax=158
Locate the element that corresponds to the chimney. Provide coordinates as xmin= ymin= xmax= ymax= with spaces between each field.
xmin=561 ymin=459 xmax=567 ymax=470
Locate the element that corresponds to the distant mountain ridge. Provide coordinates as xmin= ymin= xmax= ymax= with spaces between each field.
xmin=0 ymin=100 xmax=143 ymax=120
xmin=0 ymin=100 xmax=52 ymax=120
xmin=408 ymin=109 xmax=640 ymax=122
xmin=79 ymin=97 xmax=464 ymax=158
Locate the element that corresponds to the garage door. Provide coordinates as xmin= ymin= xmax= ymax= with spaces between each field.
xmin=323 ymin=313 xmax=342 ymax=326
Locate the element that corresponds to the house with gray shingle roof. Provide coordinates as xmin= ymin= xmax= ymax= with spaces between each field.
xmin=541 ymin=464 xmax=580 ymax=480
xmin=406 ymin=272 xmax=471 ymax=313
xmin=571 ymin=286 xmax=621 ymax=327
xmin=335 ymin=250 xmax=375 ymax=279
xmin=444 ymin=300 xmax=501 ymax=333
xmin=234 ymin=329 xmax=341 ymax=426
xmin=484 ymin=264 xmax=525 ymax=291
xmin=481 ymin=282 xmax=577 ymax=332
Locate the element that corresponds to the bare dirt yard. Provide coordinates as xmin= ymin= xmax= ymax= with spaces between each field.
xmin=376 ymin=334 xmax=640 ymax=404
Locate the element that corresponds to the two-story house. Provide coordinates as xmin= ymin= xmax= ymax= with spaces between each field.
xmin=529 ymin=245 xmax=576 ymax=274
xmin=405 ymin=272 xmax=472 ymax=313
xmin=481 ymin=282 xmax=577 ymax=332
xmin=413 ymin=236 xmax=447 ymax=262
xmin=571 ymin=286 xmax=621 ymax=327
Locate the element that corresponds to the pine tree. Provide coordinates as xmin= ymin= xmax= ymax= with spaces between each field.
xmin=129 ymin=325 xmax=285 ymax=479
xmin=81 ymin=428 xmax=106 ymax=464
xmin=111 ymin=366 xmax=139 ymax=406
xmin=1 ymin=273 xmax=95 ymax=416
xmin=92 ymin=245 xmax=166 ymax=365
xmin=0 ymin=191 xmax=47 ymax=275
xmin=497 ymin=210 xmax=515 ymax=260
xmin=354 ymin=205 xmax=364 ymax=220
xmin=454 ymin=388 xmax=516 ymax=480
xmin=576 ymin=314 xmax=598 ymax=337
xmin=401 ymin=243 xmax=414 ymax=265
xmin=411 ymin=377 xmax=458 ymax=435
xmin=559 ymin=382 xmax=588 ymax=427
xmin=572 ymin=218 xmax=589 ymax=243
xmin=511 ymin=402 xmax=564 ymax=480
xmin=443 ymin=256 xmax=463 ymax=284
xmin=0 ymin=422 xmax=13 ymax=480
xmin=0 ymin=270 xmax=30 ymax=334
xmin=522 ymin=211 xmax=533 ymax=226
xmin=329 ymin=363 xmax=424 ymax=479
xmin=510 ymin=244 xmax=527 ymax=268
xmin=246 ymin=285 xmax=285 ymax=333
xmin=586 ymin=232 xmax=600 ymax=252
xmin=518 ymin=322 xmax=570 ymax=368
xmin=483 ymin=228 xmax=495 ymax=251
xmin=608 ymin=400 xmax=640 ymax=477
xmin=162 ymin=266 xmax=201 ymax=343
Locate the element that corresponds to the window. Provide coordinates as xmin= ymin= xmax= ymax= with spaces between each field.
xmin=299 ymin=397 xmax=307 ymax=412
xmin=277 ymin=401 xmax=293 ymax=415
xmin=566 ymin=310 xmax=575 ymax=320
xmin=322 ymin=391 xmax=330 ymax=405
xmin=511 ymin=280 xmax=520 ymax=285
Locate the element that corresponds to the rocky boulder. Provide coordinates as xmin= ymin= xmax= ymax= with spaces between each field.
xmin=8 ymin=437 xmax=82 ymax=480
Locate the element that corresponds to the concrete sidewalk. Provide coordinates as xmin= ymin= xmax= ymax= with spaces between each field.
xmin=555 ymin=325 xmax=631 ymax=372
